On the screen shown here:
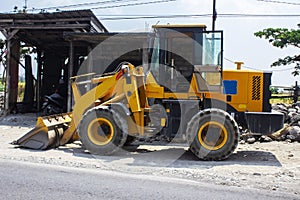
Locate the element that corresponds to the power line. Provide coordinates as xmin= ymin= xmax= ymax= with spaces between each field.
xmin=91 ymin=0 xmax=176 ymax=10
xmin=243 ymin=65 xmax=295 ymax=71
xmin=271 ymin=67 xmax=296 ymax=71
xmin=225 ymin=57 xmax=296 ymax=72
xmin=97 ymin=13 xmax=300 ymax=20
xmin=6 ymin=0 xmax=299 ymax=14
xmin=257 ymin=0 xmax=300 ymax=6
xmin=27 ymin=0 xmax=140 ymax=12
xmin=224 ymin=57 xmax=235 ymax=64
xmin=98 ymin=14 xmax=211 ymax=20
xmin=19 ymin=0 xmax=176 ymax=12
xmin=219 ymin=13 xmax=300 ymax=17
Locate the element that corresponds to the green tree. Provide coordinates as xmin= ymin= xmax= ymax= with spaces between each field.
xmin=0 ymin=39 xmax=5 ymax=64
xmin=254 ymin=24 xmax=300 ymax=76
xmin=0 ymin=39 xmax=6 ymax=81
xmin=0 ymin=39 xmax=33 ymax=88
xmin=269 ymin=86 xmax=279 ymax=94
xmin=0 ymin=39 xmax=33 ymax=68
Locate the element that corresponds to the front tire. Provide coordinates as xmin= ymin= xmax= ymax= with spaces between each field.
xmin=187 ymin=109 xmax=239 ymax=161
xmin=78 ymin=106 xmax=128 ymax=155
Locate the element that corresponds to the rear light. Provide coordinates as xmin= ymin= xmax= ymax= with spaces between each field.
xmin=116 ymin=64 xmax=130 ymax=80
xmin=116 ymin=71 xmax=123 ymax=80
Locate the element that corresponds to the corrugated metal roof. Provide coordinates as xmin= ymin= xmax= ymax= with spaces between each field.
xmin=0 ymin=9 xmax=108 ymax=56
xmin=0 ymin=9 xmax=92 ymax=19
xmin=0 ymin=9 xmax=108 ymax=33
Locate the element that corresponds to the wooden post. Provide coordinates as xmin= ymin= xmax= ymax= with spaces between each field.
xmin=4 ymin=39 xmax=11 ymax=114
xmin=23 ymin=55 xmax=34 ymax=112
xmin=4 ymin=39 xmax=20 ymax=114
xmin=294 ymin=81 xmax=299 ymax=103
xmin=36 ymin=50 xmax=42 ymax=111
xmin=67 ymin=41 xmax=74 ymax=112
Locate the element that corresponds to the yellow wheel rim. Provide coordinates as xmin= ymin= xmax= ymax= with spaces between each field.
xmin=87 ymin=118 xmax=114 ymax=146
xmin=197 ymin=121 xmax=228 ymax=151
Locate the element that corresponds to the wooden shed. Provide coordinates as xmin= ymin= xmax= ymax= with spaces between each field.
xmin=0 ymin=10 xmax=107 ymax=114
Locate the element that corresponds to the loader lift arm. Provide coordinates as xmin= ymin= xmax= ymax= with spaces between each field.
xmin=11 ymin=66 xmax=127 ymax=149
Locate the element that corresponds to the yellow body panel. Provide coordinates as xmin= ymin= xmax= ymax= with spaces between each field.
xmin=145 ymin=72 xmax=164 ymax=98
xmin=145 ymin=68 xmax=265 ymax=113
xmin=206 ymin=69 xmax=264 ymax=112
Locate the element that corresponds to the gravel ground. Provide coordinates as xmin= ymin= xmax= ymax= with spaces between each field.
xmin=0 ymin=113 xmax=299 ymax=197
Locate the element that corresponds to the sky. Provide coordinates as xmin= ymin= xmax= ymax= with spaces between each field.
xmin=0 ymin=0 xmax=299 ymax=86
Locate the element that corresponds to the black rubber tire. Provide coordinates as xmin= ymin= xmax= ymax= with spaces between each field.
xmin=78 ymin=106 xmax=128 ymax=155
xmin=124 ymin=135 xmax=136 ymax=145
xmin=186 ymin=108 xmax=239 ymax=161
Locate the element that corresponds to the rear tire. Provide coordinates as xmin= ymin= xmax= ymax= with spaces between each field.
xmin=78 ymin=106 xmax=128 ymax=155
xmin=186 ymin=108 xmax=239 ymax=161
xmin=124 ymin=135 xmax=136 ymax=145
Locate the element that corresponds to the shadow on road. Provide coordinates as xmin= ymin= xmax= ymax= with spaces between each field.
xmin=174 ymin=149 xmax=282 ymax=167
xmin=0 ymin=113 xmax=37 ymax=128
xmin=3 ymin=114 xmax=282 ymax=169
xmin=57 ymin=143 xmax=282 ymax=168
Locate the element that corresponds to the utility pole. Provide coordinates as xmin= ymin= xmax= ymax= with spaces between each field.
xmin=23 ymin=0 xmax=27 ymax=12
xmin=212 ymin=0 xmax=217 ymax=31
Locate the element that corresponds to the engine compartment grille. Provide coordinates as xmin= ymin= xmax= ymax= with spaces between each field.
xmin=252 ymin=76 xmax=261 ymax=100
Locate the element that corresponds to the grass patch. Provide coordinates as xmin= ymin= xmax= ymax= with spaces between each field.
xmin=0 ymin=82 xmax=26 ymax=102
xmin=270 ymin=98 xmax=294 ymax=104
xmin=18 ymin=82 xmax=25 ymax=101
xmin=270 ymin=94 xmax=299 ymax=104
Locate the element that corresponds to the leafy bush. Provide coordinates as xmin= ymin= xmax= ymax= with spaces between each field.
xmin=0 ymin=82 xmax=4 ymax=92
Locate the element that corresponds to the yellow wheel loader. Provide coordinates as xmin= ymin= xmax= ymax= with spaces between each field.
xmin=12 ymin=24 xmax=284 ymax=160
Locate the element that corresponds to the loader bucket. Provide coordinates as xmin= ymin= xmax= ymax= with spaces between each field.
xmin=11 ymin=113 xmax=73 ymax=150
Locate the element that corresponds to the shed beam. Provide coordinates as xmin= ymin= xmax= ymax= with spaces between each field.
xmin=0 ymin=30 xmax=8 ymax=38
xmin=7 ymin=24 xmax=90 ymax=30
xmin=67 ymin=41 xmax=74 ymax=112
xmin=10 ymin=17 xmax=91 ymax=24
xmin=36 ymin=50 xmax=42 ymax=111
xmin=7 ymin=29 xmax=19 ymax=40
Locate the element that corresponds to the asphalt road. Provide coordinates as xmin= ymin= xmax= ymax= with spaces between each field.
xmin=0 ymin=159 xmax=297 ymax=200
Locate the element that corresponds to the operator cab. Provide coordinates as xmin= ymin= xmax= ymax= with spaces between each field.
xmin=149 ymin=24 xmax=223 ymax=93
